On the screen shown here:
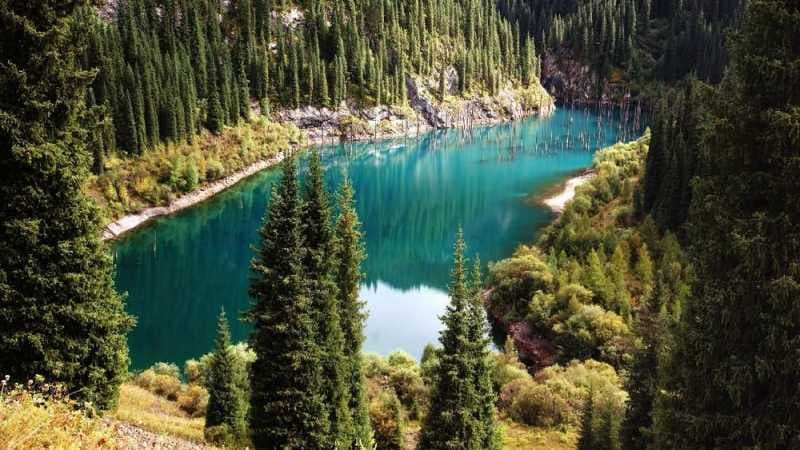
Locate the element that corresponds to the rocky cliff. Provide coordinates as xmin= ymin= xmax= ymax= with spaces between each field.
xmin=275 ymin=70 xmax=555 ymax=144
xmin=540 ymin=51 xmax=631 ymax=105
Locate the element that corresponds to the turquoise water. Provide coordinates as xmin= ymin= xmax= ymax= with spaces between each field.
xmin=114 ymin=107 xmax=642 ymax=369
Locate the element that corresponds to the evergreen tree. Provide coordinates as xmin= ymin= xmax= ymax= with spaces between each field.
xmin=467 ymin=256 xmax=502 ymax=449
xmin=208 ymin=90 xmax=224 ymax=134
xmin=655 ymin=2 xmax=800 ymax=448
xmin=205 ymin=308 xmax=246 ymax=444
xmin=303 ymin=153 xmax=352 ymax=447
xmin=418 ymin=229 xmax=479 ymax=449
xmin=333 ymin=177 xmax=373 ymax=448
xmin=247 ymin=155 xmax=330 ymax=448
xmin=0 ymin=0 xmax=133 ymax=410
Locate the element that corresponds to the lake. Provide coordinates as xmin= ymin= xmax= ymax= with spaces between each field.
xmin=114 ymin=106 xmax=643 ymax=369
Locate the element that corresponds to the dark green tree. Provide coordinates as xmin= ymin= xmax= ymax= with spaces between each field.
xmin=205 ymin=308 xmax=246 ymax=444
xmin=418 ymin=229 xmax=479 ymax=449
xmin=0 ymin=0 xmax=133 ymax=410
xmin=333 ymin=177 xmax=373 ymax=448
xmin=247 ymin=155 xmax=330 ymax=448
xmin=303 ymin=153 xmax=352 ymax=447
xmin=655 ymin=1 xmax=800 ymax=448
xmin=467 ymin=256 xmax=503 ymax=449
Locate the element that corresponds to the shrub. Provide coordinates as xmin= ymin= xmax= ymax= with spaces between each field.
xmin=182 ymin=157 xmax=199 ymax=192
xmin=177 ymin=384 xmax=209 ymax=417
xmin=509 ymin=377 xmax=574 ymax=427
xmin=133 ymin=368 xmax=181 ymax=401
xmin=0 ymin=383 xmax=117 ymax=448
xmin=369 ymin=391 xmax=405 ymax=450
xmin=204 ymin=424 xmax=233 ymax=446
xmin=206 ymin=158 xmax=225 ymax=180
xmin=184 ymin=358 xmax=204 ymax=385
xmin=492 ymin=336 xmax=531 ymax=393
xmin=152 ymin=362 xmax=181 ymax=378
xmin=489 ymin=246 xmax=554 ymax=317
xmin=499 ymin=359 xmax=627 ymax=431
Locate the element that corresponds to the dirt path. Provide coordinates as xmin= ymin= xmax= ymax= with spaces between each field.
xmin=111 ymin=421 xmax=208 ymax=450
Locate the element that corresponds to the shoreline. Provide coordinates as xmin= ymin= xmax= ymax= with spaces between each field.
xmin=101 ymin=153 xmax=285 ymax=240
xmin=102 ymin=104 xmax=555 ymax=241
xmin=541 ymin=169 xmax=595 ymax=213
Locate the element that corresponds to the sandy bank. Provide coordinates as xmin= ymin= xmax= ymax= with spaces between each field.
xmin=102 ymin=152 xmax=285 ymax=240
xmin=543 ymin=170 xmax=595 ymax=213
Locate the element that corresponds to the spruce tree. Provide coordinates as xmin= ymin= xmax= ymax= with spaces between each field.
xmin=303 ymin=153 xmax=352 ymax=447
xmin=205 ymin=308 xmax=246 ymax=443
xmin=418 ymin=229 xmax=479 ymax=449
xmin=467 ymin=256 xmax=502 ymax=449
xmin=333 ymin=177 xmax=373 ymax=448
xmin=655 ymin=2 xmax=800 ymax=448
xmin=208 ymin=90 xmax=224 ymax=134
xmin=248 ymin=155 xmax=330 ymax=448
xmin=0 ymin=0 xmax=133 ymax=410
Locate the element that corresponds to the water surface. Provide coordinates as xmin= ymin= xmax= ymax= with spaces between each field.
xmin=114 ymin=107 xmax=641 ymax=369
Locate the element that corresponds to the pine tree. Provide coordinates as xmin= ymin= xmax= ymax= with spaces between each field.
xmin=418 ymin=229 xmax=479 ymax=449
xmin=655 ymin=2 xmax=800 ymax=448
xmin=333 ymin=177 xmax=373 ymax=448
xmin=248 ymin=155 xmax=330 ymax=448
xmin=0 ymin=0 xmax=133 ymax=410
xmin=208 ymin=90 xmax=223 ymax=134
xmin=205 ymin=308 xmax=246 ymax=443
xmin=467 ymin=256 xmax=502 ymax=449
xmin=303 ymin=153 xmax=352 ymax=447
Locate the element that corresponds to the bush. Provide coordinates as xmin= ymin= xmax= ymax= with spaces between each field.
xmin=500 ymin=359 xmax=627 ymax=429
xmin=0 ymin=380 xmax=117 ymax=448
xmin=152 ymin=362 xmax=181 ymax=378
xmin=177 ymin=384 xmax=209 ymax=417
xmin=184 ymin=358 xmax=204 ymax=385
xmin=369 ymin=391 xmax=405 ymax=450
xmin=133 ymin=368 xmax=181 ymax=401
xmin=182 ymin=157 xmax=199 ymax=192
xmin=204 ymin=424 xmax=233 ymax=446
xmin=206 ymin=158 xmax=225 ymax=180
xmin=489 ymin=246 xmax=554 ymax=317
xmin=509 ymin=378 xmax=574 ymax=427
xmin=492 ymin=336 xmax=531 ymax=393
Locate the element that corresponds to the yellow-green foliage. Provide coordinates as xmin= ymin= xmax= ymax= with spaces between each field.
xmin=0 ymin=380 xmax=117 ymax=449
xmin=132 ymin=363 xmax=209 ymax=418
xmin=364 ymin=351 xmax=429 ymax=420
xmin=501 ymin=359 xmax=626 ymax=430
xmin=133 ymin=369 xmax=182 ymax=401
xmin=114 ymin=383 xmax=206 ymax=443
xmin=500 ymin=418 xmax=577 ymax=450
xmin=369 ymin=390 xmax=406 ymax=450
xmin=89 ymin=118 xmax=302 ymax=222
xmin=489 ymin=133 xmax=652 ymax=368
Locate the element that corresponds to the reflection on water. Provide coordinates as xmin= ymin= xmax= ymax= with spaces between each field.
xmin=114 ymin=107 xmax=643 ymax=368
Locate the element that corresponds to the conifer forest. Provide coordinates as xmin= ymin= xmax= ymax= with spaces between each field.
xmin=0 ymin=0 xmax=798 ymax=448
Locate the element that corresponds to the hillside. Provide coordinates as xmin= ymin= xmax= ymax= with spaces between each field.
xmin=84 ymin=0 xmax=553 ymax=160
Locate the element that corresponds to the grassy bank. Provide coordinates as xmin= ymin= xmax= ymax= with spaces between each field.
xmin=87 ymin=118 xmax=304 ymax=225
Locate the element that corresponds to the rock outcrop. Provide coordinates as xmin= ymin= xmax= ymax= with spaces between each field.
xmin=541 ymin=51 xmax=630 ymax=105
xmin=276 ymin=71 xmax=555 ymax=143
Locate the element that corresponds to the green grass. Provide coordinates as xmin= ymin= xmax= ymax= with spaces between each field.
xmin=501 ymin=418 xmax=577 ymax=450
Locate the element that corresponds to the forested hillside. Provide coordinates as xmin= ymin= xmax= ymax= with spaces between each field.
xmin=489 ymin=1 xmax=800 ymax=448
xmin=85 ymin=0 xmax=545 ymax=158
xmin=497 ymin=0 xmax=743 ymax=99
